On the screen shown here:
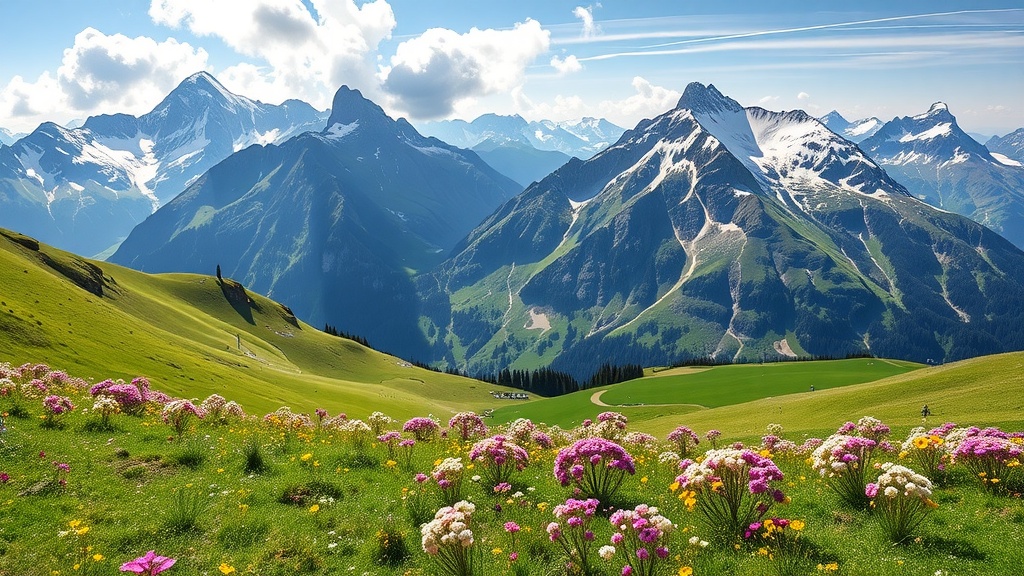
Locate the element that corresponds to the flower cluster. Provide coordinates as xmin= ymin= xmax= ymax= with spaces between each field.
xmin=603 ymin=504 xmax=675 ymax=576
xmin=866 ymin=463 xmax=937 ymax=542
xmin=548 ymin=498 xmax=600 ymax=575
xmin=404 ymin=417 xmax=441 ymax=442
xmin=809 ymin=434 xmax=877 ymax=508
xmin=554 ymin=438 xmax=636 ymax=503
xmin=421 ymin=501 xmax=477 ymax=576
xmin=449 ymin=412 xmax=488 ymax=441
xmin=468 ymin=435 xmax=529 ymax=489
xmin=838 ymin=416 xmax=891 ymax=443
xmin=369 ymin=411 xmax=395 ymax=435
xmin=674 ymin=448 xmax=785 ymax=537
xmin=667 ymin=425 xmax=700 ymax=459
xmin=507 ymin=418 xmax=536 ymax=445
xmin=41 ymin=395 xmax=75 ymax=428
xmin=332 ymin=418 xmax=373 ymax=450
xmin=161 ymin=400 xmax=206 ymax=439
xmin=432 ymin=457 xmax=466 ymax=505
xmin=262 ymin=407 xmax=313 ymax=430
xmin=705 ymin=429 xmax=722 ymax=448
xmin=591 ymin=411 xmax=629 ymax=440
xmin=953 ymin=434 xmax=1023 ymax=492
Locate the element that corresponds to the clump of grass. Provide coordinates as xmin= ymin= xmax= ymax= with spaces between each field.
xmin=403 ymin=488 xmax=434 ymax=528
xmin=170 ymin=441 xmax=207 ymax=469
xmin=278 ymin=480 xmax=343 ymax=507
xmin=163 ymin=486 xmax=212 ymax=534
xmin=373 ymin=515 xmax=410 ymax=566
xmin=243 ymin=438 xmax=270 ymax=474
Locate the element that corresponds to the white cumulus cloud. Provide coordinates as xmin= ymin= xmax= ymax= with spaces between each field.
xmin=379 ymin=19 xmax=551 ymax=119
xmin=149 ymin=0 xmax=396 ymax=108
xmin=797 ymin=91 xmax=810 ymax=100
xmin=0 ymin=28 xmax=208 ymax=131
xmin=573 ymin=6 xmax=601 ymax=38
xmin=551 ymin=55 xmax=583 ymax=75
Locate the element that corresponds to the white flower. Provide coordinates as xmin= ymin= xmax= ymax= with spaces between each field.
xmin=599 ymin=545 xmax=616 ymax=560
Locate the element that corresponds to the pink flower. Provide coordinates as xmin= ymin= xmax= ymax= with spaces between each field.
xmin=120 ymin=550 xmax=176 ymax=575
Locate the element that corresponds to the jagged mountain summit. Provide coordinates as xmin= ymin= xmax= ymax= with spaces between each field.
xmin=110 ymin=85 xmax=521 ymax=358
xmin=819 ymin=110 xmax=883 ymax=143
xmin=416 ymin=82 xmax=1024 ymax=378
xmin=0 ymin=72 xmax=328 ymax=257
xmin=986 ymin=128 xmax=1024 ymax=164
xmin=418 ymin=114 xmax=626 ymax=159
xmin=860 ymin=103 xmax=1024 ymax=249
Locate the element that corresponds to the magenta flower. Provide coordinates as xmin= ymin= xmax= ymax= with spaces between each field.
xmin=0 ymin=472 xmax=9 ymax=483
xmin=554 ymin=438 xmax=636 ymax=503
xmin=120 ymin=550 xmax=176 ymax=575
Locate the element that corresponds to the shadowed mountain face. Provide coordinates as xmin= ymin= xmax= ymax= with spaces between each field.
xmin=986 ymin=128 xmax=1024 ymax=164
xmin=0 ymin=72 xmax=328 ymax=257
xmin=416 ymin=83 xmax=1024 ymax=378
xmin=110 ymin=86 xmax=521 ymax=358
xmin=861 ymin=104 xmax=1024 ymax=249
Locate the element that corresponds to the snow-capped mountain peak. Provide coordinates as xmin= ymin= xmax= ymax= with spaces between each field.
xmin=676 ymin=82 xmax=744 ymax=115
xmin=915 ymin=101 xmax=951 ymax=120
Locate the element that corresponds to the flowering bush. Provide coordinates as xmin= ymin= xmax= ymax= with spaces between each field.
xmin=468 ymin=435 xmax=529 ymax=489
xmin=449 ymin=412 xmax=488 ymax=441
xmin=866 ymin=462 xmax=938 ymax=542
xmin=809 ymin=434 xmax=877 ymax=508
xmin=603 ymin=503 xmax=675 ymax=576
xmin=667 ymin=425 xmax=700 ymax=459
xmin=623 ymin=431 xmax=657 ymax=448
xmin=404 ymin=417 xmax=440 ymax=442
xmin=742 ymin=517 xmax=807 ymax=574
xmin=507 ymin=418 xmax=536 ymax=445
xmin=899 ymin=427 xmax=949 ymax=480
xmin=953 ymin=435 xmax=1023 ymax=493
xmin=41 ymin=395 xmax=74 ymax=428
xmin=420 ymin=501 xmax=478 ymax=576
xmin=547 ymin=498 xmax=600 ymax=576
xmin=332 ymin=418 xmax=373 ymax=451
xmin=705 ymin=429 xmax=722 ymax=449
xmin=369 ymin=411 xmax=395 ymax=435
xmin=674 ymin=448 xmax=786 ymax=538
xmin=263 ymin=407 xmax=313 ymax=430
xmin=161 ymin=400 xmax=206 ymax=439
xmin=590 ymin=411 xmax=628 ymax=440
xmin=554 ymin=438 xmax=636 ymax=503
xmin=432 ymin=457 xmax=466 ymax=505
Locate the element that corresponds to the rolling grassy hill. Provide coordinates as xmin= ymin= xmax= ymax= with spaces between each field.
xmin=492 ymin=354 xmax=1024 ymax=439
xmin=0 ymin=228 xmax=518 ymax=420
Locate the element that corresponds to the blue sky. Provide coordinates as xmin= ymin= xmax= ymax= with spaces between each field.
xmin=1 ymin=1 xmax=1022 ymax=136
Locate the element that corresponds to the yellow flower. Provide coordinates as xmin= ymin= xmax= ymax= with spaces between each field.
xmin=640 ymin=476 xmax=649 ymax=485
xmin=309 ymin=504 xmax=320 ymax=513
xmin=790 ymin=520 xmax=805 ymax=531
xmin=385 ymin=460 xmax=397 ymax=468
xmin=537 ymin=502 xmax=549 ymax=512
xmin=217 ymin=468 xmax=225 ymax=473
xmin=219 ymin=563 xmax=236 ymax=574
xmin=301 ymin=453 xmax=313 ymax=462
xmin=817 ymin=562 xmax=838 ymax=572
xmin=92 ymin=554 xmax=104 ymax=562
xmin=491 ymin=548 xmax=503 ymax=555
xmin=678 ymin=567 xmax=693 ymax=576
xmin=68 ymin=520 xmax=82 ymax=529
xmin=239 ymin=504 xmax=249 ymax=513
xmin=913 ymin=436 xmax=930 ymax=449
xmin=669 ymin=481 xmax=680 ymax=492
xmin=75 ymin=526 xmax=90 ymax=536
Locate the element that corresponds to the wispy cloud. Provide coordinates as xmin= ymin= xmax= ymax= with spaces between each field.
xmin=569 ymin=9 xmax=1024 ymax=61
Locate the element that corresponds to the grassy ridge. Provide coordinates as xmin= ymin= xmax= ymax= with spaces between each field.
xmin=0 ymin=228 xmax=516 ymax=420
xmin=492 ymin=355 xmax=1024 ymax=438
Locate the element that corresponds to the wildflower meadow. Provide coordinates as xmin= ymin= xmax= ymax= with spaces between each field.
xmin=0 ymin=361 xmax=1022 ymax=575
